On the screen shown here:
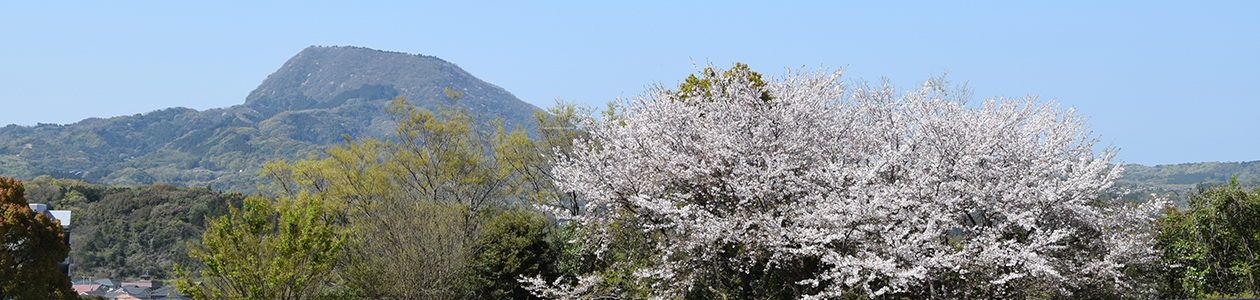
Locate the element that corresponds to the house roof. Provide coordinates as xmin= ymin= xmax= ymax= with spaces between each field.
xmin=50 ymin=210 xmax=71 ymax=227
xmin=122 ymin=282 xmax=157 ymax=288
xmin=122 ymin=285 xmax=151 ymax=297
xmin=151 ymin=285 xmax=175 ymax=293
xmin=94 ymin=278 xmax=121 ymax=286
xmin=25 ymin=204 xmax=72 ymax=227
xmin=72 ymin=284 xmax=101 ymax=293
xmin=28 ymin=203 xmax=47 ymax=214
xmin=151 ymin=285 xmax=188 ymax=298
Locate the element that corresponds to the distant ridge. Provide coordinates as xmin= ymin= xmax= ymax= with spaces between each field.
xmin=1116 ymin=160 xmax=1260 ymax=189
xmin=0 ymin=46 xmax=540 ymax=192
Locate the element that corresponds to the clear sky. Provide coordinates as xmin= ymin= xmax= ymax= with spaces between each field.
xmin=0 ymin=1 xmax=1256 ymax=166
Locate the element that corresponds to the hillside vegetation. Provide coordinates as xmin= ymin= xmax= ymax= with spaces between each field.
xmin=1117 ymin=160 xmax=1260 ymax=189
xmin=0 ymin=46 xmax=538 ymax=193
xmin=21 ymin=176 xmax=244 ymax=280
xmin=1110 ymin=161 xmax=1260 ymax=207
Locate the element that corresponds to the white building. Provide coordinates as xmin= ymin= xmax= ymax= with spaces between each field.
xmin=28 ymin=203 xmax=72 ymax=275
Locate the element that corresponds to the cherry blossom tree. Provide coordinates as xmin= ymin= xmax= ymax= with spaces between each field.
xmin=529 ymin=64 xmax=1165 ymax=299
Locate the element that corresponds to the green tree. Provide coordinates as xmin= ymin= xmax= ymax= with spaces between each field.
xmin=174 ymin=194 xmax=342 ymax=300
xmin=674 ymin=62 xmax=772 ymax=103
xmin=1158 ymin=177 xmax=1260 ymax=298
xmin=0 ymin=177 xmax=76 ymax=300
xmin=504 ymin=99 xmax=595 ymax=215
xmin=469 ymin=208 xmax=557 ymax=299
xmin=261 ymin=96 xmax=568 ymax=299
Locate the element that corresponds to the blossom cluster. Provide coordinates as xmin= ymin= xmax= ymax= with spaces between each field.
xmin=537 ymin=66 xmax=1163 ymax=299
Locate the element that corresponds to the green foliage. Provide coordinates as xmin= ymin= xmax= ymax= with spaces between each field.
xmin=21 ymin=177 xmax=245 ymax=280
xmin=384 ymin=96 xmax=516 ymax=210
xmin=1157 ymin=177 xmax=1260 ymax=298
xmin=1111 ymin=161 xmax=1260 ymax=208
xmin=342 ymin=200 xmax=473 ymax=299
xmin=328 ymin=94 xmax=512 ymax=299
xmin=674 ymin=62 xmax=773 ymax=103
xmin=568 ymin=210 xmax=673 ymax=298
xmin=0 ymin=177 xmax=76 ymax=300
xmin=0 ymin=105 xmax=323 ymax=193
xmin=264 ymin=95 xmax=525 ymax=211
xmin=683 ymin=246 xmax=825 ymax=300
xmin=470 ymin=208 xmax=557 ymax=299
xmin=175 ymin=194 xmax=342 ymax=300
xmin=1119 ymin=161 xmax=1260 ymax=190
xmin=514 ymin=100 xmax=595 ymax=214
xmin=445 ymin=87 xmax=464 ymax=104
xmin=255 ymin=96 xmax=577 ymax=299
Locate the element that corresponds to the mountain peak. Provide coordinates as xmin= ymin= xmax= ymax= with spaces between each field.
xmin=245 ymin=46 xmax=533 ymax=121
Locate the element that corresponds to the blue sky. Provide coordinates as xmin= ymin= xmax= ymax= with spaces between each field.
xmin=1 ymin=1 xmax=1256 ymax=166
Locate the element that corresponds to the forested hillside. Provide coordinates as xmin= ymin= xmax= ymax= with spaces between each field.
xmin=1109 ymin=161 xmax=1260 ymax=207
xmin=0 ymin=46 xmax=538 ymax=193
xmin=21 ymin=176 xmax=244 ymax=280
xmin=1116 ymin=160 xmax=1260 ymax=189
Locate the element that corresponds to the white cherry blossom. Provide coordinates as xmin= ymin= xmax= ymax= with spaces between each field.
xmin=533 ymin=65 xmax=1163 ymax=299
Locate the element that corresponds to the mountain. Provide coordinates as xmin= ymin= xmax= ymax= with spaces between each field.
xmin=245 ymin=46 xmax=534 ymax=123
xmin=0 ymin=46 xmax=539 ymax=192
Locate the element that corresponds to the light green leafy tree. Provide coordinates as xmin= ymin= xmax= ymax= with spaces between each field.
xmin=260 ymin=95 xmax=578 ymax=299
xmin=502 ymin=99 xmax=596 ymax=216
xmin=174 ymin=193 xmax=342 ymax=300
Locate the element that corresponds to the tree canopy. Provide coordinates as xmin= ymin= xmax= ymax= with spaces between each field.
xmin=175 ymin=194 xmax=342 ymax=300
xmin=21 ymin=176 xmax=246 ymax=280
xmin=0 ymin=177 xmax=76 ymax=300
